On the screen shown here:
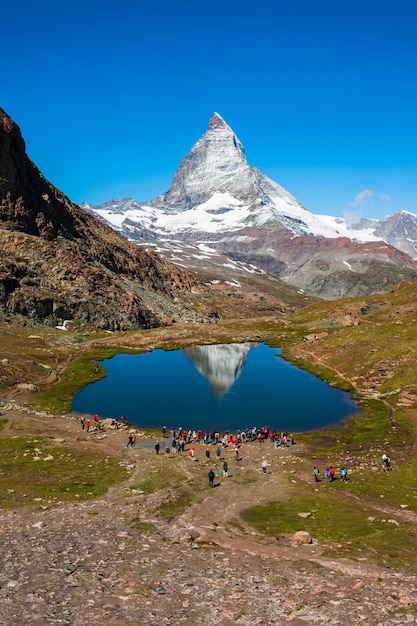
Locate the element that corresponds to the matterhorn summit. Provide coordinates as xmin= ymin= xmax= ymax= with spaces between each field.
xmin=150 ymin=112 xmax=304 ymax=228
xmin=151 ymin=112 xmax=250 ymax=210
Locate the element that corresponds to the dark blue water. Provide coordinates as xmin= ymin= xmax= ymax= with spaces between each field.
xmin=72 ymin=343 xmax=358 ymax=432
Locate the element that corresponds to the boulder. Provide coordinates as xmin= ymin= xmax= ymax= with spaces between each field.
xmin=15 ymin=383 xmax=39 ymax=392
xmin=179 ymin=530 xmax=200 ymax=543
xmin=291 ymin=530 xmax=313 ymax=546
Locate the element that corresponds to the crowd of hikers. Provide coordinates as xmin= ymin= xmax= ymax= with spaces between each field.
xmin=159 ymin=425 xmax=296 ymax=449
xmin=313 ymin=465 xmax=348 ymax=482
xmin=154 ymin=425 xmax=296 ymax=486
xmin=81 ymin=416 xmax=393 ymax=486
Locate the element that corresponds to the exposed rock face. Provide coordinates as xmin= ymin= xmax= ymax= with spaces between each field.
xmin=221 ymin=230 xmax=417 ymax=299
xmin=0 ymin=108 xmax=201 ymax=330
xmin=374 ymin=211 xmax=417 ymax=259
xmin=85 ymin=113 xmax=417 ymax=299
xmin=0 ymin=112 xmax=79 ymax=240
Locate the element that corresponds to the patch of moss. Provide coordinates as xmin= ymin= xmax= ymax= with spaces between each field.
xmin=133 ymin=464 xmax=184 ymax=495
xmin=0 ymin=437 xmax=130 ymax=509
xmin=130 ymin=517 xmax=157 ymax=532
xmin=154 ymin=486 xmax=195 ymax=522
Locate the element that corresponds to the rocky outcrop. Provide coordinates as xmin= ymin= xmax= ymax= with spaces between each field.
xmin=217 ymin=229 xmax=417 ymax=298
xmin=0 ymin=108 xmax=202 ymax=330
xmin=0 ymin=111 xmax=79 ymax=240
xmin=374 ymin=211 xmax=417 ymax=259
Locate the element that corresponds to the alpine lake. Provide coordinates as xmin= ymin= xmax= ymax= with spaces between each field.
xmin=72 ymin=343 xmax=358 ymax=433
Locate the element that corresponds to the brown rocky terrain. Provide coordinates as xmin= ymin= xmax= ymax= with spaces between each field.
xmin=220 ymin=229 xmax=417 ymax=299
xmin=0 ymin=107 xmax=204 ymax=330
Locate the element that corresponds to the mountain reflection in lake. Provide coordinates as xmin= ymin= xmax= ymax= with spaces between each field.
xmin=72 ymin=343 xmax=358 ymax=432
xmin=182 ymin=343 xmax=256 ymax=398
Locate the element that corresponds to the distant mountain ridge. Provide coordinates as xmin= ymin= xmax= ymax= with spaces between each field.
xmin=84 ymin=113 xmax=417 ymax=299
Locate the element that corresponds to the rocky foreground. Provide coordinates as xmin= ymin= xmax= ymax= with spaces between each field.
xmin=0 ymin=406 xmax=416 ymax=626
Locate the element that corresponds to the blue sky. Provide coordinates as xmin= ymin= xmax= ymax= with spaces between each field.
xmin=2 ymin=0 xmax=416 ymax=219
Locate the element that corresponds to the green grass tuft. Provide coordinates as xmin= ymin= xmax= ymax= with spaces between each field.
xmin=0 ymin=437 xmax=130 ymax=509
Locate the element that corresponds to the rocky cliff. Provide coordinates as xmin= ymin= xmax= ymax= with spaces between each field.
xmin=0 ymin=108 xmax=201 ymax=330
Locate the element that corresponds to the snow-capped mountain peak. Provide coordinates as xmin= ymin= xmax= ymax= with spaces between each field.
xmin=150 ymin=110 xmax=255 ymax=213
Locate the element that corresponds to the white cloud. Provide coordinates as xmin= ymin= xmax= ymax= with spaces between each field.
xmin=343 ymin=208 xmax=363 ymax=226
xmin=351 ymin=189 xmax=392 ymax=208
xmin=351 ymin=189 xmax=375 ymax=207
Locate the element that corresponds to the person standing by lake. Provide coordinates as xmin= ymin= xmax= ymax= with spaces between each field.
xmin=382 ymin=454 xmax=392 ymax=472
xmin=222 ymin=461 xmax=228 ymax=478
